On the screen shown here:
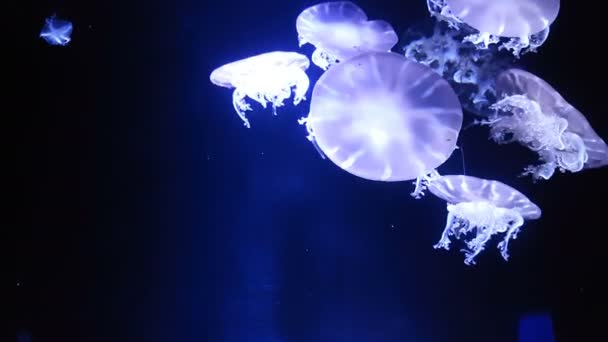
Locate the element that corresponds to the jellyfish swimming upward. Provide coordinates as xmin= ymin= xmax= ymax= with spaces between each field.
xmin=482 ymin=68 xmax=608 ymax=180
xmin=296 ymin=1 xmax=398 ymax=70
xmin=300 ymin=51 xmax=463 ymax=184
xmin=417 ymin=174 xmax=542 ymax=265
xmin=209 ymin=51 xmax=311 ymax=128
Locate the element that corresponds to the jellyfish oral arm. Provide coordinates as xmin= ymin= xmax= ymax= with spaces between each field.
xmin=435 ymin=201 xmax=526 ymax=265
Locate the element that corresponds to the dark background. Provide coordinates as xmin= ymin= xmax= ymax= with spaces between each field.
xmin=14 ymin=0 xmax=606 ymax=341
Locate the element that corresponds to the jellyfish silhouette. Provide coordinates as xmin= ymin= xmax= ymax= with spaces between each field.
xmin=417 ymin=174 xmax=541 ymax=265
xmin=300 ymin=52 xmax=463 ymax=184
xmin=483 ymin=68 xmax=608 ymax=180
xmin=296 ymin=1 xmax=398 ymax=70
xmin=428 ymin=0 xmax=560 ymax=55
xmin=210 ymin=51 xmax=310 ymax=128
xmin=39 ymin=15 xmax=73 ymax=46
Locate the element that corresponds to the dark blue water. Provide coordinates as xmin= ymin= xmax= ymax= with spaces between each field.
xmin=16 ymin=1 xmax=606 ymax=341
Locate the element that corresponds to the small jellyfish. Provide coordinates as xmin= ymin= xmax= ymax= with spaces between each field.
xmin=296 ymin=1 xmax=398 ymax=70
xmin=39 ymin=15 xmax=73 ymax=46
xmin=209 ymin=51 xmax=311 ymax=128
xmin=416 ymin=174 xmax=541 ymax=265
xmin=482 ymin=68 xmax=608 ymax=180
xmin=300 ymin=52 xmax=463 ymax=184
xmin=429 ymin=0 xmax=560 ymax=56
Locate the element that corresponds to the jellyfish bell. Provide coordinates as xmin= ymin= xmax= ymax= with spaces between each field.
xmin=417 ymin=174 xmax=541 ymax=265
xmin=296 ymin=1 xmax=398 ymax=70
xmin=484 ymin=68 xmax=608 ymax=179
xmin=209 ymin=51 xmax=310 ymax=128
xmin=300 ymin=51 xmax=463 ymax=184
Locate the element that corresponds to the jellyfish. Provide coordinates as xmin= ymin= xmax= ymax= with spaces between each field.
xmin=481 ymin=68 xmax=608 ymax=180
xmin=427 ymin=0 xmax=560 ymax=56
xmin=299 ymin=51 xmax=463 ymax=185
xmin=209 ymin=51 xmax=311 ymax=128
xmin=296 ymin=1 xmax=398 ymax=70
xmin=39 ymin=15 xmax=73 ymax=46
xmin=415 ymin=174 xmax=541 ymax=265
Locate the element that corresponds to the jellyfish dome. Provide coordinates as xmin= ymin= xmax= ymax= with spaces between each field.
xmin=300 ymin=52 xmax=463 ymax=183
xmin=296 ymin=1 xmax=398 ymax=70
xmin=428 ymin=0 xmax=560 ymax=56
xmin=420 ymin=174 xmax=541 ymax=265
xmin=484 ymin=68 xmax=608 ymax=179
xmin=210 ymin=51 xmax=310 ymax=128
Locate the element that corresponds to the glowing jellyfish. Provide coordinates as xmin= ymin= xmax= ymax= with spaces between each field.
xmin=299 ymin=52 xmax=463 ymax=183
xmin=417 ymin=174 xmax=541 ymax=265
xmin=296 ymin=1 xmax=398 ymax=70
xmin=39 ymin=15 xmax=73 ymax=46
xmin=482 ymin=68 xmax=608 ymax=180
xmin=428 ymin=0 xmax=560 ymax=56
xmin=210 ymin=51 xmax=310 ymax=128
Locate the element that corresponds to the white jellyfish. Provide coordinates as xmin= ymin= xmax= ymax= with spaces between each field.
xmin=296 ymin=1 xmax=398 ymax=70
xmin=39 ymin=15 xmax=73 ymax=46
xmin=427 ymin=0 xmax=560 ymax=56
xmin=481 ymin=68 xmax=608 ymax=180
xmin=416 ymin=174 xmax=541 ymax=265
xmin=209 ymin=51 xmax=311 ymax=128
xmin=299 ymin=51 xmax=463 ymax=186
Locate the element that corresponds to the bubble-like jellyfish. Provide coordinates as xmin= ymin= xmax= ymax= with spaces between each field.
xmin=482 ymin=68 xmax=608 ymax=180
xmin=296 ymin=1 xmax=398 ymax=70
xmin=39 ymin=15 xmax=73 ymax=46
xmin=299 ymin=52 xmax=463 ymax=185
xmin=416 ymin=174 xmax=541 ymax=265
xmin=427 ymin=0 xmax=560 ymax=56
xmin=210 ymin=51 xmax=310 ymax=128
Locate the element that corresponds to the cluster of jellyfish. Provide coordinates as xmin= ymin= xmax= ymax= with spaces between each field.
xmin=210 ymin=0 xmax=608 ymax=265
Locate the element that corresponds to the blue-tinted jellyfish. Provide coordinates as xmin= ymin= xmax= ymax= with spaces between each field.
xmin=299 ymin=52 xmax=463 ymax=184
xmin=210 ymin=51 xmax=311 ymax=128
xmin=427 ymin=0 xmax=559 ymax=56
xmin=296 ymin=1 xmax=398 ymax=70
xmin=415 ymin=174 xmax=541 ymax=265
xmin=402 ymin=23 xmax=513 ymax=116
xmin=39 ymin=15 xmax=73 ymax=46
xmin=481 ymin=68 xmax=608 ymax=180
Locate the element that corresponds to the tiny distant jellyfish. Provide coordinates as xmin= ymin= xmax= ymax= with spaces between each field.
xmin=428 ymin=0 xmax=560 ymax=56
xmin=299 ymin=51 xmax=463 ymax=186
xmin=209 ymin=51 xmax=311 ymax=128
xmin=296 ymin=1 xmax=398 ymax=70
xmin=39 ymin=15 xmax=73 ymax=46
xmin=481 ymin=68 xmax=608 ymax=180
xmin=415 ymin=174 xmax=542 ymax=265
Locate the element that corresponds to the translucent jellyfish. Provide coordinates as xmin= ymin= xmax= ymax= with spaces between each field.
xmin=210 ymin=52 xmax=310 ymax=128
xmin=299 ymin=52 xmax=463 ymax=183
xmin=416 ymin=174 xmax=541 ymax=265
xmin=296 ymin=1 xmax=398 ymax=70
xmin=427 ymin=0 xmax=560 ymax=56
xmin=39 ymin=15 xmax=73 ymax=46
xmin=482 ymin=68 xmax=608 ymax=180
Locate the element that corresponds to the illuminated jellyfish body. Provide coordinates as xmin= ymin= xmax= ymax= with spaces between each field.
xmin=210 ymin=52 xmax=310 ymax=128
xmin=296 ymin=1 xmax=398 ymax=70
xmin=300 ymin=51 xmax=463 ymax=184
xmin=483 ymin=68 xmax=608 ymax=180
xmin=39 ymin=15 xmax=73 ymax=46
xmin=427 ymin=0 xmax=560 ymax=56
xmin=402 ymin=24 xmax=513 ymax=116
xmin=418 ymin=174 xmax=541 ymax=265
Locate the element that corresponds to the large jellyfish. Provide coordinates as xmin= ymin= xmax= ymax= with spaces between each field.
xmin=427 ymin=0 xmax=560 ymax=56
xmin=299 ymin=51 xmax=463 ymax=184
xmin=39 ymin=15 xmax=73 ymax=46
xmin=209 ymin=52 xmax=310 ymax=128
xmin=296 ymin=1 xmax=398 ymax=70
xmin=482 ymin=68 xmax=608 ymax=180
xmin=416 ymin=174 xmax=541 ymax=265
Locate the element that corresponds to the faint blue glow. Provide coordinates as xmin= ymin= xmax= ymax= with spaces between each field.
xmin=40 ymin=15 xmax=73 ymax=46
xmin=518 ymin=313 xmax=555 ymax=342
